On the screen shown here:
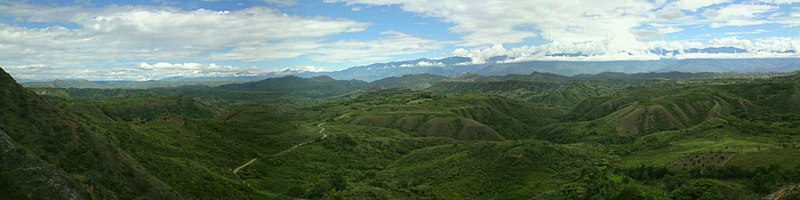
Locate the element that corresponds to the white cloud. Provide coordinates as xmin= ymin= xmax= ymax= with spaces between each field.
xmin=757 ymin=0 xmax=800 ymax=4
xmin=449 ymin=36 xmax=800 ymax=62
xmin=214 ymin=31 xmax=446 ymax=64
xmin=131 ymin=62 xmax=263 ymax=80
xmin=263 ymin=0 xmax=298 ymax=6
xmin=724 ymin=29 xmax=770 ymax=35
xmin=399 ymin=60 xmax=446 ymax=67
xmin=325 ymin=0 xmax=654 ymax=48
xmin=308 ymin=31 xmax=448 ymax=64
xmin=0 ymin=4 xmax=370 ymax=67
xmin=3 ymin=1 xmax=800 ymax=80
xmin=705 ymin=4 xmax=778 ymax=27
xmin=0 ymin=2 xmax=460 ymax=80
xmin=281 ymin=66 xmax=332 ymax=72
xmin=453 ymin=44 xmax=511 ymax=64
xmin=672 ymin=0 xmax=732 ymax=11
xmin=325 ymin=0 xmax=797 ymax=55
xmin=138 ymin=62 xmax=201 ymax=70
xmin=3 ymin=5 xmax=367 ymax=48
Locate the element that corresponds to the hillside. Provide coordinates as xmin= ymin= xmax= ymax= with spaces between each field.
xmin=0 ymin=67 xmax=180 ymax=199
xmin=217 ymin=75 xmax=367 ymax=97
xmin=7 ymin=67 xmax=800 ymax=199
xmin=367 ymin=73 xmax=449 ymax=90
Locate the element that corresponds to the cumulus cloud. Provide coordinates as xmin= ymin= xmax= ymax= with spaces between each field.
xmin=2 ymin=5 xmax=367 ymax=48
xmin=399 ymin=61 xmax=446 ymax=67
xmin=326 ymin=0 xmax=797 ymax=59
xmin=449 ymin=36 xmax=799 ymax=63
xmin=0 ymin=4 xmax=372 ymax=67
xmin=705 ymin=4 xmax=778 ymax=27
xmin=672 ymin=0 xmax=732 ymax=11
xmin=453 ymin=44 xmax=511 ymax=64
xmin=212 ymin=31 xmax=446 ymax=64
xmin=325 ymin=0 xmax=653 ymax=48
xmin=0 ymin=2 xmax=459 ymax=80
xmin=757 ymin=0 xmax=800 ymax=4
xmin=3 ymin=1 xmax=800 ymax=80
xmin=308 ymin=31 xmax=448 ymax=64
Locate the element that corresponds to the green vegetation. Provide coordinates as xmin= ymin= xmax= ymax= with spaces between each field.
xmin=4 ymin=67 xmax=800 ymax=199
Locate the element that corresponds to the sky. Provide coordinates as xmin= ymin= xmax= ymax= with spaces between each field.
xmin=1 ymin=0 xmax=800 ymax=80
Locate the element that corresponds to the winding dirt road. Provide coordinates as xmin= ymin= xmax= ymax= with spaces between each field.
xmin=232 ymin=122 xmax=327 ymax=174
xmin=764 ymin=184 xmax=799 ymax=200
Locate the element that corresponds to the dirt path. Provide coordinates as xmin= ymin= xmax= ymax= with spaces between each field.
xmin=720 ymin=153 xmax=736 ymax=166
xmin=232 ymin=122 xmax=328 ymax=174
xmin=232 ymin=158 xmax=258 ymax=174
xmin=764 ymin=184 xmax=799 ymax=200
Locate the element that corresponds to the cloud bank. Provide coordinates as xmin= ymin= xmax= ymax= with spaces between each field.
xmin=2 ymin=0 xmax=800 ymax=80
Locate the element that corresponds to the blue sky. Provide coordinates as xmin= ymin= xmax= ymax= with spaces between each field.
xmin=1 ymin=0 xmax=799 ymax=80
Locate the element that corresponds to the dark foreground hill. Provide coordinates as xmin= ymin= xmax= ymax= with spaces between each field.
xmin=0 ymin=68 xmax=180 ymax=199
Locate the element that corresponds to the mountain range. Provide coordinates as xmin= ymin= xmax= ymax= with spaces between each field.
xmin=18 ymin=54 xmax=800 ymax=88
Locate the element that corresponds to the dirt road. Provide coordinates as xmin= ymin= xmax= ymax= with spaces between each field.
xmin=764 ymin=184 xmax=799 ymax=200
xmin=232 ymin=122 xmax=327 ymax=174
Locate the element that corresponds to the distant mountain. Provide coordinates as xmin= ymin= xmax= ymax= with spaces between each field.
xmin=18 ymin=56 xmax=800 ymax=88
xmin=216 ymin=75 xmax=367 ymax=97
xmin=22 ymin=79 xmax=235 ymax=89
xmin=298 ymin=57 xmax=472 ymax=81
xmin=294 ymin=58 xmax=800 ymax=81
xmin=649 ymin=47 xmax=749 ymax=56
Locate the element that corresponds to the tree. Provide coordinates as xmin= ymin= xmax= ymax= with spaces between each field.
xmin=287 ymin=186 xmax=305 ymax=198
xmin=613 ymin=185 xmax=654 ymax=200
xmin=331 ymin=174 xmax=348 ymax=191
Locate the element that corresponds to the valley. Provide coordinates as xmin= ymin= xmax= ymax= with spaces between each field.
xmin=2 ymin=67 xmax=800 ymax=199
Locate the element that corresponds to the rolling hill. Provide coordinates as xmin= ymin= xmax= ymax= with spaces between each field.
xmin=217 ymin=75 xmax=367 ymax=97
xmin=7 ymin=66 xmax=800 ymax=199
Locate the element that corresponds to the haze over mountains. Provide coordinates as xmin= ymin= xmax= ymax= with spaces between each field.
xmin=18 ymin=57 xmax=800 ymax=88
xmin=100 ymin=57 xmax=800 ymax=82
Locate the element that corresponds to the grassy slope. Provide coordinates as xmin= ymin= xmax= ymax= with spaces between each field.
xmin=0 ymin=68 xmax=180 ymax=199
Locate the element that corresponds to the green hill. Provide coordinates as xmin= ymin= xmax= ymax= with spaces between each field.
xmin=368 ymin=73 xmax=448 ymax=90
xmin=217 ymin=75 xmax=367 ymax=97
xmin=6 ymin=67 xmax=800 ymax=199
xmin=0 ymin=67 xmax=180 ymax=199
xmin=354 ymin=141 xmax=601 ymax=199
xmin=333 ymin=89 xmax=561 ymax=140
